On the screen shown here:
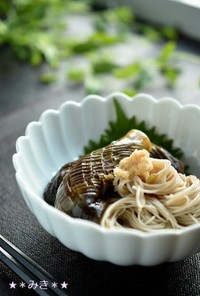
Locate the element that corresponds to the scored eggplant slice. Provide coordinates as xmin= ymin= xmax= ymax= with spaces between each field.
xmin=44 ymin=129 xmax=184 ymax=223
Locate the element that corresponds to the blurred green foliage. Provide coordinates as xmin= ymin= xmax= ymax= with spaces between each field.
xmin=0 ymin=0 xmax=184 ymax=94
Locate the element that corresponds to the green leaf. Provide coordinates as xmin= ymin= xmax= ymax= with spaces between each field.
xmin=70 ymin=32 xmax=123 ymax=54
xmin=83 ymin=99 xmax=184 ymax=163
xmin=157 ymin=41 xmax=177 ymax=65
xmin=30 ymin=50 xmax=43 ymax=66
xmin=134 ymin=68 xmax=152 ymax=90
xmin=122 ymin=89 xmax=138 ymax=97
xmin=0 ymin=20 xmax=8 ymax=36
xmin=11 ymin=45 xmax=30 ymax=61
xmin=40 ymin=72 xmax=57 ymax=83
xmin=161 ymin=26 xmax=178 ymax=40
xmin=103 ymin=6 xmax=134 ymax=24
xmin=0 ymin=0 xmax=10 ymax=15
xmin=137 ymin=23 xmax=162 ymax=41
xmin=160 ymin=65 xmax=181 ymax=87
xmin=70 ymin=39 xmax=98 ymax=54
xmin=156 ymin=41 xmax=181 ymax=86
xmin=65 ymin=2 xmax=90 ymax=13
xmin=84 ymin=75 xmax=102 ymax=95
xmin=67 ymin=68 xmax=86 ymax=81
xmin=113 ymin=63 xmax=141 ymax=79
xmin=92 ymin=60 xmax=118 ymax=74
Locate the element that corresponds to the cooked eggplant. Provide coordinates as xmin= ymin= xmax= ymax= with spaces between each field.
xmin=44 ymin=129 xmax=184 ymax=223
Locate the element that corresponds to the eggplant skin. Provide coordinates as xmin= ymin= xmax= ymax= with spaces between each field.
xmin=43 ymin=129 xmax=184 ymax=223
xmin=43 ymin=163 xmax=73 ymax=206
xmin=150 ymin=144 xmax=184 ymax=174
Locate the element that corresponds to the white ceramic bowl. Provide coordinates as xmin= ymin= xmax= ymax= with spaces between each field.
xmin=13 ymin=92 xmax=200 ymax=266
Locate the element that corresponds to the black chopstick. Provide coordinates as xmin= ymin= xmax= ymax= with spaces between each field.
xmin=0 ymin=235 xmax=68 ymax=296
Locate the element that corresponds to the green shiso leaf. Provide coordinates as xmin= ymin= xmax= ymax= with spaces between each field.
xmin=83 ymin=99 xmax=184 ymax=162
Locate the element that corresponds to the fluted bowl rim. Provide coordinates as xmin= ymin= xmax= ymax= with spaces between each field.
xmin=13 ymin=92 xmax=200 ymax=265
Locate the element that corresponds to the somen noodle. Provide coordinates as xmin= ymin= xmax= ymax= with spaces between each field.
xmin=101 ymin=149 xmax=200 ymax=231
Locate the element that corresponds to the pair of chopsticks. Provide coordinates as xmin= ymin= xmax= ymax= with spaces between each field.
xmin=0 ymin=235 xmax=68 ymax=296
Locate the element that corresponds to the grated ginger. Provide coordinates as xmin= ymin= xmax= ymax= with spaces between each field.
xmin=114 ymin=149 xmax=154 ymax=181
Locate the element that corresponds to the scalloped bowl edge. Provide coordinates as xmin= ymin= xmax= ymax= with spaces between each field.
xmin=13 ymin=92 xmax=200 ymax=265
